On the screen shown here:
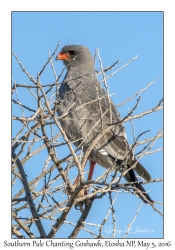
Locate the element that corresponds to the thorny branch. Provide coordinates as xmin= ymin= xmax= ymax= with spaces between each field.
xmin=12 ymin=43 xmax=163 ymax=239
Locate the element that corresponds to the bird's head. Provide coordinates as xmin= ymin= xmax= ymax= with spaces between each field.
xmin=55 ymin=45 xmax=94 ymax=72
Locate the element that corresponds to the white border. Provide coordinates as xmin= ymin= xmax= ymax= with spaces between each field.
xmin=1 ymin=1 xmax=174 ymax=248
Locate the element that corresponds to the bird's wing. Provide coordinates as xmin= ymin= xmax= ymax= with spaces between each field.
xmin=66 ymin=73 xmax=129 ymax=159
xmin=60 ymin=73 xmax=151 ymax=182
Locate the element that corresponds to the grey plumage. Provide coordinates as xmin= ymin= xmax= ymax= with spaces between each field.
xmin=56 ymin=45 xmax=153 ymax=203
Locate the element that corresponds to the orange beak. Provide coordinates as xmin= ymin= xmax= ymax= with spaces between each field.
xmin=55 ymin=52 xmax=70 ymax=61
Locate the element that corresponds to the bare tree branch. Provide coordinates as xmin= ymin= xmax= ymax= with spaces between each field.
xmin=12 ymin=44 xmax=163 ymax=239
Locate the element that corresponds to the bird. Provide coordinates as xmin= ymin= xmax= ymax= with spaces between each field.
xmin=55 ymin=45 xmax=154 ymax=204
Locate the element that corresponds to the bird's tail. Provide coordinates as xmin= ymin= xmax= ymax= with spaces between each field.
xmin=125 ymin=164 xmax=154 ymax=204
xmin=132 ymin=160 xmax=152 ymax=182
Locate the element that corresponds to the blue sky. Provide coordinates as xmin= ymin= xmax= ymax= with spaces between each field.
xmin=12 ymin=12 xmax=163 ymax=239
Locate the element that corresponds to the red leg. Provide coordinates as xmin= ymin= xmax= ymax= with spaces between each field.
xmin=73 ymin=160 xmax=96 ymax=197
xmin=73 ymin=177 xmax=79 ymax=187
xmin=88 ymin=160 xmax=96 ymax=181
xmin=73 ymin=159 xmax=89 ymax=187
xmin=84 ymin=160 xmax=96 ymax=196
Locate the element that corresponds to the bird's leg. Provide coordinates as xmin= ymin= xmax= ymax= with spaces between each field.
xmin=72 ymin=160 xmax=96 ymax=195
xmin=72 ymin=176 xmax=84 ymax=197
xmin=71 ymin=161 xmax=96 ymax=191
xmin=88 ymin=160 xmax=96 ymax=181
xmin=73 ymin=176 xmax=79 ymax=187
xmin=84 ymin=160 xmax=96 ymax=195
xmin=72 ymin=161 xmax=96 ymax=211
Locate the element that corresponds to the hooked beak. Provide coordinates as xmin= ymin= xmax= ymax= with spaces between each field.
xmin=55 ymin=52 xmax=70 ymax=61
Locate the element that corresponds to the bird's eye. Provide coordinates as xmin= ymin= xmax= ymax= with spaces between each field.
xmin=69 ymin=51 xmax=75 ymax=56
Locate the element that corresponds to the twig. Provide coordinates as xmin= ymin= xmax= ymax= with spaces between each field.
xmin=97 ymin=49 xmax=112 ymax=123
xmin=122 ymin=202 xmax=143 ymax=238
xmin=68 ymin=200 xmax=94 ymax=238
xmin=12 ymin=151 xmax=46 ymax=238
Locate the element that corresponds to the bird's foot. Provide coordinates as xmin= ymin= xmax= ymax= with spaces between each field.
xmin=65 ymin=177 xmax=92 ymax=211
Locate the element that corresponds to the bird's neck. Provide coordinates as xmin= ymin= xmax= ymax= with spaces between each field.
xmin=67 ymin=64 xmax=95 ymax=78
